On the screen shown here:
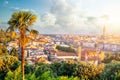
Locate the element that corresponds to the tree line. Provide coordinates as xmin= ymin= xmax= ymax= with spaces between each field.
xmin=56 ymin=45 xmax=76 ymax=53
xmin=1 ymin=60 xmax=120 ymax=80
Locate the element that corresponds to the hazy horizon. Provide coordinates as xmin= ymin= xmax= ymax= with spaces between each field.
xmin=0 ymin=0 xmax=120 ymax=35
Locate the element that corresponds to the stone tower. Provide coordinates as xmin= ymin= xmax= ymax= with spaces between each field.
xmin=78 ymin=46 xmax=81 ymax=61
xmin=103 ymin=26 xmax=106 ymax=38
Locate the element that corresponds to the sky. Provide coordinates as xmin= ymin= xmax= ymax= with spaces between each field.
xmin=0 ymin=0 xmax=120 ymax=34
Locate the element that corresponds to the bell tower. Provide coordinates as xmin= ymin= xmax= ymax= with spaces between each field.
xmin=103 ymin=26 xmax=106 ymax=38
xmin=78 ymin=46 xmax=81 ymax=61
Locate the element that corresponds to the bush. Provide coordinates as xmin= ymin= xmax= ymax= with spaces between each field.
xmin=5 ymin=66 xmax=22 ymax=80
xmin=35 ymin=63 xmax=51 ymax=77
xmin=73 ymin=63 xmax=104 ymax=80
xmin=25 ymin=65 xmax=35 ymax=74
xmin=25 ymin=73 xmax=37 ymax=80
xmin=0 ymin=55 xmax=18 ymax=72
xmin=100 ymin=62 xmax=120 ymax=80
xmin=50 ymin=62 xmax=76 ymax=76
xmin=103 ymin=53 xmax=120 ymax=63
xmin=114 ymin=71 xmax=120 ymax=80
xmin=0 ymin=55 xmax=19 ymax=80
xmin=38 ymin=71 xmax=56 ymax=80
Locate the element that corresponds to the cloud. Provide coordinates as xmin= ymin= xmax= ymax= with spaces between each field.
xmin=39 ymin=12 xmax=57 ymax=27
xmin=37 ymin=0 xmax=101 ymax=34
xmin=0 ymin=22 xmax=9 ymax=30
xmin=10 ymin=7 xmax=37 ymax=14
xmin=10 ymin=7 xmax=20 ymax=11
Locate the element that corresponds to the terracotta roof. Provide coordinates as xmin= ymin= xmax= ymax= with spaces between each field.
xmin=81 ymin=49 xmax=104 ymax=61
xmin=82 ymin=49 xmax=102 ymax=55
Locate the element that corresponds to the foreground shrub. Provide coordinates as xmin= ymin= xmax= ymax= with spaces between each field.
xmin=73 ymin=63 xmax=104 ymax=80
xmin=50 ymin=62 xmax=76 ymax=77
xmin=5 ymin=66 xmax=22 ymax=80
xmin=0 ymin=55 xmax=19 ymax=79
xmin=100 ymin=62 xmax=120 ymax=80
xmin=0 ymin=55 xmax=18 ymax=71
xmin=35 ymin=63 xmax=51 ymax=77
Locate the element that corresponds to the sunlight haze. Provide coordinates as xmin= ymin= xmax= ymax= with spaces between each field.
xmin=0 ymin=0 xmax=120 ymax=34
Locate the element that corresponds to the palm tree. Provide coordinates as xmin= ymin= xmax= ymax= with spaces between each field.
xmin=7 ymin=11 xmax=38 ymax=80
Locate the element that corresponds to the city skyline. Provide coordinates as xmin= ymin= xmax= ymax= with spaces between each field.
xmin=0 ymin=0 xmax=120 ymax=34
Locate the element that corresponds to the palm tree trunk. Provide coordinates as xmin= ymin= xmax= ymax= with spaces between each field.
xmin=21 ymin=46 xmax=25 ymax=80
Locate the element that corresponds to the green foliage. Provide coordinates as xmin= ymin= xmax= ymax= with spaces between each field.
xmin=56 ymin=45 xmax=75 ymax=53
xmin=5 ymin=66 xmax=37 ymax=80
xmin=35 ymin=63 xmax=51 ymax=77
xmin=58 ymin=76 xmax=80 ymax=80
xmin=10 ymin=47 xmax=19 ymax=58
xmin=0 ymin=55 xmax=18 ymax=72
xmin=50 ymin=62 xmax=76 ymax=76
xmin=10 ymin=61 xmax=20 ymax=71
xmin=0 ymin=44 xmax=9 ymax=55
xmin=58 ymin=76 xmax=68 ymax=80
xmin=38 ymin=71 xmax=56 ymax=80
xmin=5 ymin=66 xmax=22 ymax=80
xmin=73 ymin=63 xmax=104 ymax=80
xmin=5 ymin=71 xmax=14 ymax=80
xmin=32 ymin=62 xmax=105 ymax=80
xmin=25 ymin=65 xmax=35 ymax=74
xmin=103 ymin=53 xmax=120 ymax=63
xmin=0 ymin=71 xmax=7 ymax=80
xmin=100 ymin=62 xmax=120 ymax=80
xmin=29 ymin=62 xmax=80 ymax=80
xmin=2 ymin=60 xmax=120 ymax=80
xmin=25 ymin=73 xmax=37 ymax=80
xmin=114 ymin=71 xmax=120 ymax=80
xmin=37 ymin=71 xmax=80 ymax=80
xmin=7 ymin=11 xmax=38 ymax=47
xmin=0 ymin=29 xmax=11 ymax=44
xmin=50 ymin=62 xmax=62 ymax=77
xmin=0 ymin=29 xmax=15 ymax=56
xmin=0 ymin=55 xmax=19 ymax=80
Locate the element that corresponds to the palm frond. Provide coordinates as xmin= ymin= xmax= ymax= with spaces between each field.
xmin=30 ymin=29 xmax=39 ymax=35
